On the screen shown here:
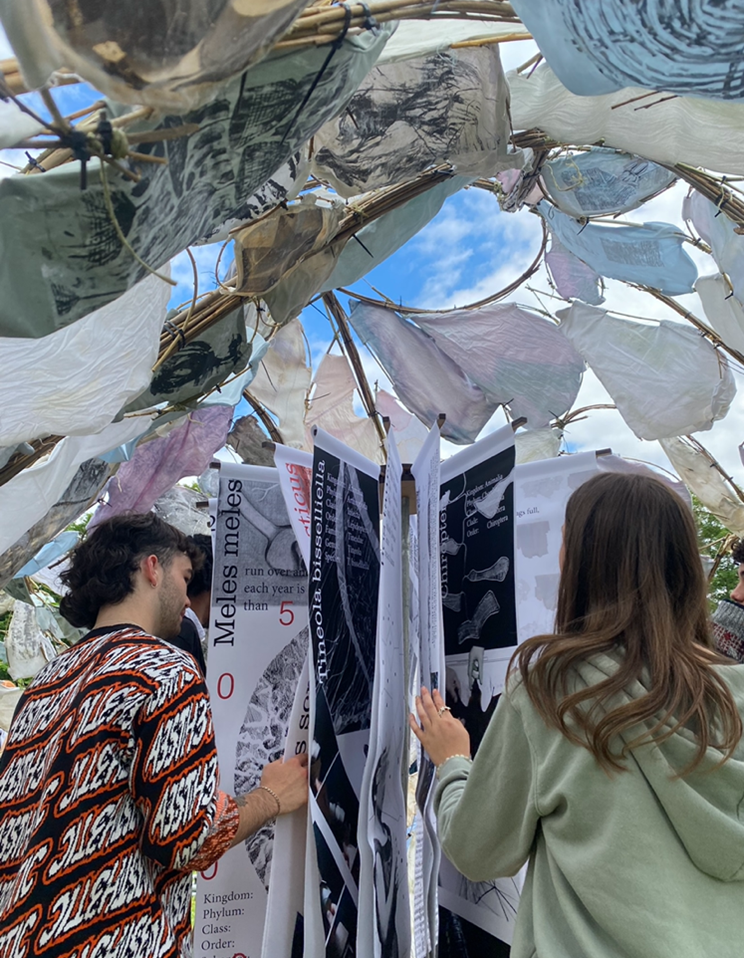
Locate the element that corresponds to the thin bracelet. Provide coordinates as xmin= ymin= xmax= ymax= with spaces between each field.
xmin=255 ymin=785 xmax=281 ymax=817
xmin=435 ymin=754 xmax=471 ymax=775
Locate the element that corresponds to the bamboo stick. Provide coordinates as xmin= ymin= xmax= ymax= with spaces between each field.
xmin=322 ymin=291 xmax=388 ymax=447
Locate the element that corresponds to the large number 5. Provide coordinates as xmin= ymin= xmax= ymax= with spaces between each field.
xmin=279 ymin=601 xmax=294 ymax=626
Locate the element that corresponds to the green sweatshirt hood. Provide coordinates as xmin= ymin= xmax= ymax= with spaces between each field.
xmin=575 ymin=652 xmax=744 ymax=883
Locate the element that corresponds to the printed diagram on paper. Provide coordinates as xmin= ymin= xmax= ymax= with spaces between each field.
xmin=515 ymin=452 xmax=599 ymax=642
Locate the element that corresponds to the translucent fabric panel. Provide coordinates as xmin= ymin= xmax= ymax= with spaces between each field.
xmin=509 ymin=64 xmax=744 ymax=176
xmin=89 ymin=404 xmax=234 ymax=528
xmin=542 ymin=148 xmax=676 ymax=218
xmin=304 ymin=353 xmax=383 ymax=464
xmin=696 ymin=273 xmax=744 ymax=357
xmin=0 ymin=417 xmax=149 ymax=555
xmin=2 ymin=0 xmax=309 ymax=112
xmin=558 ymin=302 xmax=735 ymax=440
xmin=0 ymin=274 xmax=169 ymax=446
xmin=512 ymin=0 xmax=744 ymax=101
xmin=249 ymin=319 xmax=312 ymax=447
xmin=415 ymin=303 xmax=585 ymax=427
xmin=545 ymin=235 xmax=605 ymax=306
xmin=348 ymin=302 xmax=497 ymax=445
xmin=0 ymin=26 xmax=392 ymax=338
xmin=539 ymin=201 xmax=697 ymax=296
xmin=660 ymin=436 xmax=744 ymax=536
xmin=684 ymin=191 xmax=744 ymax=304
xmin=313 ymin=45 xmax=517 ymax=197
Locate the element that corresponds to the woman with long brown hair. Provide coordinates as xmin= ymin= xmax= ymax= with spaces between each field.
xmin=411 ymin=471 xmax=744 ymax=958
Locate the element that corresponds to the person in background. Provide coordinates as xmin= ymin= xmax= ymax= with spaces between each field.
xmin=171 ymin=532 xmax=212 ymax=676
xmin=0 ymin=513 xmax=307 ymax=958
xmin=412 ymin=472 xmax=744 ymax=958
xmin=711 ymin=537 xmax=744 ymax=663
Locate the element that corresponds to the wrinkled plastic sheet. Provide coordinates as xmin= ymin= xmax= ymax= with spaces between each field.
xmin=5 ymin=600 xmax=57 ymax=680
xmin=304 ymin=353 xmax=383 ymax=463
xmin=0 ymin=274 xmax=169 ymax=447
xmin=415 ymin=303 xmax=585 ymax=427
xmin=15 ymin=531 xmax=79 ymax=579
xmin=152 ymin=485 xmax=212 ymax=538
xmin=375 ymin=389 xmax=429 ymax=464
xmin=227 ymin=415 xmax=276 ymax=467
xmin=0 ymin=417 xmax=149 ymax=556
xmin=89 ymin=404 xmax=234 ymax=528
xmin=515 ymin=427 xmax=563 ymax=464
xmin=538 ymin=201 xmax=698 ymax=296
xmin=684 ymin=191 xmax=744 ymax=304
xmin=234 ymin=196 xmax=345 ymax=294
xmin=313 ymin=45 xmax=517 ymax=197
xmin=126 ymin=304 xmax=266 ymax=412
xmin=661 ymin=437 xmax=744 ymax=535
xmin=263 ymin=174 xmax=470 ymax=325
xmin=696 ymin=273 xmax=744 ymax=356
xmin=377 ymin=20 xmax=531 ymax=64
xmin=194 ymin=150 xmax=311 ymax=246
xmin=0 ymin=458 xmax=111 ymax=590
xmin=248 ymin=319 xmax=311 ymax=447
xmin=0 ymin=26 xmax=392 ymax=339
xmin=542 ymin=148 xmax=676 ymax=218
xmin=558 ymin=302 xmax=736 ymax=441
xmin=511 ymin=0 xmax=744 ymax=101
xmin=0 ymin=98 xmax=43 ymax=149
xmin=349 ymin=301 xmax=498 ymax=444
xmin=545 ymin=235 xmax=605 ymax=306
xmin=509 ymin=64 xmax=744 ymax=177
xmin=2 ymin=0 xmax=309 ymax=112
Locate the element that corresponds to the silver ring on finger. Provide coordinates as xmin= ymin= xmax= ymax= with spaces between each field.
xmin=437 ymin=705 xmax=451 ymax=717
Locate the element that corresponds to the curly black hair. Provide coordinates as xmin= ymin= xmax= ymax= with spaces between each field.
xmin=733 ymin=539 xmax=744 ymax=566
xmin=59 ymin=513 xmax=203 ymax=630
xmin=187 ymin=533 xmax=213 ymax=598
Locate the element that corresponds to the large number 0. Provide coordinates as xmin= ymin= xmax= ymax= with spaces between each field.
xmin=279 ymin=601 xmax=294 ymax=626
xmin=217 ymin=672 xmax=234 ymax=700
xmin=201 ymin=862 xmax=218 ymax=880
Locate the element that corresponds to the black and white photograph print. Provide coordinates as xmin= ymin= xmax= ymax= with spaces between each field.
xmin=439 ymin=444 xmax=517 ymax=656
xmin=233 ymin=628 xmax=307 ymax=888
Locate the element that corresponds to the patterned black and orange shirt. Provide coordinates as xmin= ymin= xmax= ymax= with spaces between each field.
xmin=0 ymin=626 xmax=239 ymax=958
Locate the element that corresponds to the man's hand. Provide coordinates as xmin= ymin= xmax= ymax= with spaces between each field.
xmin=409 ymin=686 xmax=471 ymax=767
xmin=260 ymin=753 xmax=309 ymax=815
xmin=230 ymin=753 xmax=308 ymax=847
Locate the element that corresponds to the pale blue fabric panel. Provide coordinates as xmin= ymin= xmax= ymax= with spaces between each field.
xmin=543 ymin=149 xmax=676 ymax=218
xmin=537 ymin=202 xmax=697 ymax=295
xmin=15 ymin=532 xmax=79 ymax=578
xmin=512 ymin=0 xmax=744 ymax=101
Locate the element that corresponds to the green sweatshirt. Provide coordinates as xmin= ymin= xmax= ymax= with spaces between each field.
xmin=434 ymin=652 xmax=744 ymax=958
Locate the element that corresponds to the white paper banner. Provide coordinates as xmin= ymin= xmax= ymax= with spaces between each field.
xmin=195 ymin=462 xmax=309 ymax=956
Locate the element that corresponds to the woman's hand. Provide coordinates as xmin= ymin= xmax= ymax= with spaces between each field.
xmin=409 ymin=686 xmax=471 ymax=767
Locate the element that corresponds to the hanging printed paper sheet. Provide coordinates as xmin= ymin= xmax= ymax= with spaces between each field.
xmin=261 ymin=444 xmax=315 ymax=958
xmin=194 ymin=462 xmax=309 ymax=957
xmin=357 ymin=429 xmax=412 ymax=958
xmin=438 ymin=424 xmax=520 ymax=952
xmin=410 ymin=424 xmax=445 ymax=958
xmin=308 ymin=428 xmax=381 ymax=958
xmin=514 ymin=452 xmax=600 ymax=642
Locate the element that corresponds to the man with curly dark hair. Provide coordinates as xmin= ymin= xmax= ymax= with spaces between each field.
xmin=711 ymin=537 xmax=744 ymax=663
xmin=0 ymin=512 xmax=307 ymax=958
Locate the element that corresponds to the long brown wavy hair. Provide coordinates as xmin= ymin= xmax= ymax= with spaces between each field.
xmin=512 ymin=471 xmax=741 ymax=774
